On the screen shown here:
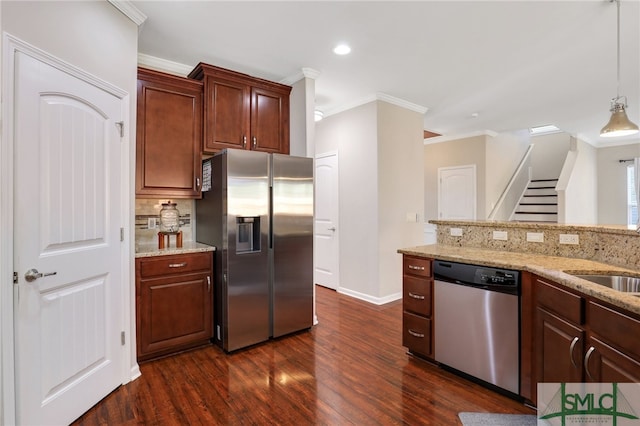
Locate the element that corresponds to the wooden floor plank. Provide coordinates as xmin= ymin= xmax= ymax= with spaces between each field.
xmin=73 ymin=285 xmax=534 ymax=425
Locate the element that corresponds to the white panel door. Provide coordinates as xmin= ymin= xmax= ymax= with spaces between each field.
xmin=13 ymin=51 xmax=124 ymax=425
xmin=314 ymin=153 xmax=339 ymax=290
xmin=438 ymin=165 xmax=477 ymax=220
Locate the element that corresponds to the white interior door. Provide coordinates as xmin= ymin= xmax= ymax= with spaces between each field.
xmin=314 ymin=153 xmax=339 ymax=290
xmin=438 ymin=165 xmax=477 ymax=220
xmin=13 ymin=50 xmax=125 ymax=425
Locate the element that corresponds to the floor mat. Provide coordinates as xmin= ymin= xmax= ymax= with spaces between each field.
xmin=458 ymin=412 xmax=537 ymax=425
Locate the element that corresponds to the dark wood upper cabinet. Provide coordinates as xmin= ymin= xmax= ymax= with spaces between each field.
xmin=189 ymin=63 xmax=291 ymax=155
xmin=136 ymin=67 xmax=203 ymax=198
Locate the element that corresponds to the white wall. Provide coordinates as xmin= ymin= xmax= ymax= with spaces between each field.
xmin=530 ymin=132 xmax=570 ymax=180
xmin=597 ymin=142 xmax=640 ymax=225
xmin=289 ymin=76 xmax=315 ymax=157
xmin=315 ymin=100 xmax=424 ymax=303
xmin=563 ymin=138 xmax=598 ymax=224
xmin=316 ymin=102 xmax=379 ymax=300
xmin=0 ymin=2 xmax=139 ymax=422
xmin=485 ymin=130 xmax=530 ymax=215
xmin=377 ymin=102 xmax=424 ymax=299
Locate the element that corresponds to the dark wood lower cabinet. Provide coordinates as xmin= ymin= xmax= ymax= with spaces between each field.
xmin=586 ymin=336 xmax=640 ymax=382
xmin=136 ymin=252 xmax=213 ymax=361
xmin=536 ymin=308 xmax=585 ymax=383
xmin=534 ymin=275 xmax=640 ymax=406
xmin=401 ymin=255 xmax=434 ymax=359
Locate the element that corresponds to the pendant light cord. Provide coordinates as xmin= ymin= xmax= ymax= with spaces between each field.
xmin=616 ymin=0 xmax=621 ymax=100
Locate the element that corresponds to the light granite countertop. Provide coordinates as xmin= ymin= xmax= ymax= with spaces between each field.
xmin=135 ymin=241 xmax=215 ymax=258
xmin=398 ymin=244 xmax=640 ymax=316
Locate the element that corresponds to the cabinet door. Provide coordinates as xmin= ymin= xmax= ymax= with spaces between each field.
xmin=203 ymin=77 xmax=250 ymax=153
xmin=585 ymin=336 xmax=640 ymax=383
xmin=137 ymin=272 xmax=212 ymax=361
xmin=536 ymin=308 xmax=584 ymax=383
xmin=250 ymin=86 xmax=290 ymax=154
xmin=136 ymin=69 xmax=202 ymax=198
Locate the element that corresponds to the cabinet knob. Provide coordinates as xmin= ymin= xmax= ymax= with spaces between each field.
xmin=252 ymin=136 xmax=257 ymax=149
xmin=242 ymin=135 xmax=247 ymax=148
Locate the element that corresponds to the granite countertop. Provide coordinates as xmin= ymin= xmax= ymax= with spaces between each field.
xmin=135 ymin=241 xmax=216 ymax=258
xmin=398 ymin=244 xmax=640 ymax=316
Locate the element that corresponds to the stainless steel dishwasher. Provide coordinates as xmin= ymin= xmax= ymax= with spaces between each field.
xmin=433 ymin=260 xmax=520 ymax=395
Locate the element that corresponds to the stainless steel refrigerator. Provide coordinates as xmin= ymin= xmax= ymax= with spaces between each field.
xmin=195 ymin=149 xmax=314 ymax=352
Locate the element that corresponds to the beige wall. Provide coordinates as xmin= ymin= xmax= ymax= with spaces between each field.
xmin=597 ymin=143 xmax=640 ymax=225
xmin=424 ymin=135 xmax=487 ymax=221
xmin=377 ymin=102 xmax=424 ymax=299
xmin=530 ymin=132 xmax=571 ymax=180
xmin=564 ymin=139 xmax=598 ymax=224
xmin=485 ymin=130 xmax=530 ymax=215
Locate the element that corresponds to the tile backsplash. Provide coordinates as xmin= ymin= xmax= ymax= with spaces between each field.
xmin=135 ymin=199 xmax=194 ymax=246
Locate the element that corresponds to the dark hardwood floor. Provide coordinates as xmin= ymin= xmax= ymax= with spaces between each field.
xmin=73 ymin=285 xmax=534 ymax=425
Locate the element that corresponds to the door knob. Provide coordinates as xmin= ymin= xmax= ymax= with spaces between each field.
xmin=24 ymin=268 xmax=57 ymax=282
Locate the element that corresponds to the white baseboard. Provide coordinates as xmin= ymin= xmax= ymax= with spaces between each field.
xmin=337 ymin=287 xmax=402 ymax=305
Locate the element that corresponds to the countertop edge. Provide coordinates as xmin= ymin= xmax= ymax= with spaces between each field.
xmin=135 ymin=242 xmax=216 ymax=258
xmin=398 ymin=245 xmax=640 ymax=316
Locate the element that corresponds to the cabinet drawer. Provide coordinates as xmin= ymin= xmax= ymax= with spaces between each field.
xmin=403 ymin=276 xmax=432 ymax=317
xmin=138 ymin=252 xmax=212 ymax=278
xmin=588 ymin=301 xmax=640 ymax=359
xmin=403 ymin=256 xmax=432 ymax=278
xmin=536 ymin=278 xmax=583 ymax=325
xmin=403 ymin=311 xmax=432 ymax=358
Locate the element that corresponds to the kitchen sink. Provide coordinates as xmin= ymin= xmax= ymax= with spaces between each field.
xmin=571 ymin=274 xmax=640 ymax=294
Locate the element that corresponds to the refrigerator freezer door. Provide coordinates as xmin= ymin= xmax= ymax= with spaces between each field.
xmin=225 ymin=149 xmax=270 ymax=351
xmin=271 ymin=154 xmax=314 ymax=337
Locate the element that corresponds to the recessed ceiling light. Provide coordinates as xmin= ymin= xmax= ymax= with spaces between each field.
xmin=333 ymin=44 xmax=351 ymax=55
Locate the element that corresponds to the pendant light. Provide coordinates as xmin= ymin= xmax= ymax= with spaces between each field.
xmin=600 ymin=0 xmax=639 ymax=138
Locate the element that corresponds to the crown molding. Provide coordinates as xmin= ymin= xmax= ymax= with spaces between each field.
xmin=108 ymin=1 xmax=147 ymax=26
xmin=423 ymin=130 xmax=498 ymax=145
xmin=137 ymin=54 xmax=194 ymax=77
xmin=375 ymin=93 xmax=428 ymax=114
xmin=324 ymin=92 xmax=428 ymax=118
xmin=280 ymin=67 xmax=321 ymax=85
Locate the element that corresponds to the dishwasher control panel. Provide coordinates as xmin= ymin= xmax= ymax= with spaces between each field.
xmin=476 ymin=269 xmax=518 ymax=286
xmin=434 ymin=260 xmax=520 ymax=295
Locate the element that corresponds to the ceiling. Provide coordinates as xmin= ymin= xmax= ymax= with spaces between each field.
xmin=131 ymin=1 xmax=640 ymax=146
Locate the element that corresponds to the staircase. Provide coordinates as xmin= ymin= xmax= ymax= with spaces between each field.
xmin=511 ymin=179 xmax=558 ymax=222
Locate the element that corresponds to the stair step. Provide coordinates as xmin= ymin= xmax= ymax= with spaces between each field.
xmin=512 ymin=212 xmax=558 ymax=222
xmin=516 ymin=204 xmax=558 ymax=213
xmin=528 ymin=179 xmax=558 ymax=189
xmin=524 ymin=188 xmax=557 ymax=196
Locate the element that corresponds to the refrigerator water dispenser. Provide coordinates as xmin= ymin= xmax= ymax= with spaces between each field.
xmin=236 ymin=217 xmax=260 ymax=253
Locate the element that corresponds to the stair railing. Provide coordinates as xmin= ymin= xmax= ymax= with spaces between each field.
xmin=487 ymin=145 xmax=534 ymax=221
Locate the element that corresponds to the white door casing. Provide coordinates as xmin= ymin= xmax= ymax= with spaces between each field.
xmin=314 ymin=152 xmax=339 ymax=290
xmin=438 ymin=165 xmax=477 ymax=220
xmin=9 ymin=41 xmax=127 ymax=425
